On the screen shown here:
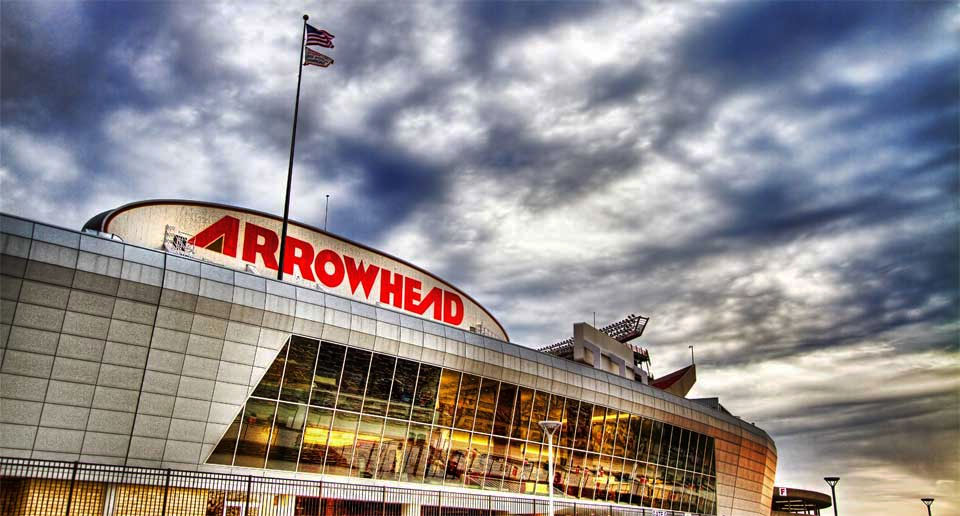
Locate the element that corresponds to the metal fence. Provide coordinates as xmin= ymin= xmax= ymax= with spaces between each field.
xmin=0 ymin=457 xmax=697 ymax=516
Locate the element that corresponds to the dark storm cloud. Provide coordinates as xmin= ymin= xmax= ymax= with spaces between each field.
xmin=587 ymin=66 xmax=653 ymax=106
xmin=324 ymin=136 xmax=449 ymax=242
xmin=678 ymin=1 xmax=940 ymax=87
xmin=470 ymin=121 xmax=642 ymax=209
xmin=1 ymin=2 xmax=248 ymax=134
xmin=458 ymin=0 xmax=605 ymax=73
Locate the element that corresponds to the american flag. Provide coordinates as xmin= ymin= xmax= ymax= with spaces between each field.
xmin=304 ymin=47 xmax=334 ymax=67
xmin=305 ymin=23 xmax=334 ymax=48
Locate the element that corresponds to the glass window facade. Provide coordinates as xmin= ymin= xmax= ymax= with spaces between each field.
xmin=208 ymin=336 xmax=718 ymax=514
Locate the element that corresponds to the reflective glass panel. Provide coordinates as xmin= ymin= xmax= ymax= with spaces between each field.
xmin=620 ymin=460 xmax=637 ymax=504
xmin=673 ymin=428 xmax=687 ymax=469
xmin=401 ymin=423 xmax=431 ymax=483
xmin=667 ymin=468 xmax=681 ymax=511
xmin=387 ymin=359 xmax=418 ymax=420
xmin=681 ymin=470 xmax=695 ymax=512
xmin=661 ymin=425 xmax=676 ymax=468
xmin=234 ymin=399 xmax=277 ymax=468
xmin=553 ymin=446 xmax=571 ymax=494
xmin=252 ymin=343 xmax=288 ymax=399
xmin=546 ymin=394 xmax=565 ymax=441
xmin=510 ymin=387 xmax=534 ymax=440
xmin=624 ymin=415 xmax=640 ymax=460
xmin=610 ymin=458 xmax=627 ymax=502
xmin=594 ymin=455 xmax=612 ymax=500
xmin=574 ymin=402 xmax=593 ymax=451
xmin=693 ymin=473 xmax=705 ymax=514
xmin=639 ymin=463 xmax=656 ymax=507
xmin=580 ymin=453 xmax=601 ymax=500
xmin=377 ymin=418 xmax=407 ymax=480
xmin=704 ymin=437 xmax=716 ymax=476
xmin=266 ymin=402 xmax=307 ymax=470
xmin=614 ymin=413 xmax=629 ymax=457
xmin=298 ymin=407 xmax=332 ymax=473
xmin=473 ymin=377 xmax=498 ymax=434
xmin=676 ymin=469 xmax=690 ymax=511
xmin=649 ymin=421 xmax=664 ymax=466
xmin=207 ymin=411 xmax=241 ymax=465
xmin=324 ymin=411 xmax=360 ymax=476
xmin=453 ymin=373 xmax=481 ymax=431
xmin=464 ymin=433 xmax=491 ymax=488
xmin=310 ymin=342 xmax=345 ymax=408
xmin=601 ymin=410 xmax=617 ymax=455
xmin=650 ymin=465 xmax=666 ymax=508
xmin=704 ymin=475 xmax=717 ymax=513
xmin=493 ymin=383 xmax=517 ymax=436
xmin=561 ymin=399 xmax=579 ymax=448
xmin=279 ymin=336 xmax=318 ymax=403
xmin=435 ymin=369 xmax=461 ymax=427
xmin=688 ymin=432 xmax=701 ymax=472
xmin=412 ymin=364 xmax=441 ymax=424
xmin=589 ymin=406 xmax=605 ymax=452
xmin=352 ymin=415 xmax=383 ymax=478
xmin=485 ymin=436 xmax=509 ymax=491
xmin=445 ymin=430 xmax=471 ymax=486
xmin=337 ymin=348 xmax=371 ymax=412
xmin=627 ymin=461 xmax=645 ymax=505
xmin=524 ymin=442 xmax=544 ymax=489
xmin=503 ymin=439 xmax=525 ymax=490
xmin=662 ymin=467 xmax=677 ymax=510
xmin=567 ymin=451 xmax=586 ymax=497
xmin=362 ymin=353 xmax=396 ymax=416
xmin=637 ymin=417 xmax=653 ymax=462
xmin=424 ymin=427 xmax=451 ymax=484
xmin=527 ymin=391 xmax=549 ymax=442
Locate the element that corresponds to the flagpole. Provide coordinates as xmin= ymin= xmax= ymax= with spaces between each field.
xmin=277 ymin=14 xmax=309 ymax=281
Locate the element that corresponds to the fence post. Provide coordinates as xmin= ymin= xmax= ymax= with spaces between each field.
xmin=318 ymin=480 xmax=323 ymax=516
xmin=382 ymin=486 xmax=387 ymax=516
xmin=244 ymin=475 xmax=253 ymax=516
xmin=64 ymin=461 xmax=79 ymax=516
xmin=437 ymin=490 xmax=442 ymax=516
xmin=161 ymin=469 xmax=171 ymax=516
xmin=487 ymin=493 xmax=492 ymax=516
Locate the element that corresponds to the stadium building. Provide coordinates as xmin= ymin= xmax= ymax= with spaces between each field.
xmin=0 ymin=201 xmax=778 ymax=516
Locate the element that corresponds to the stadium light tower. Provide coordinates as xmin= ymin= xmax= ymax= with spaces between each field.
xmin=539 ymin=420 xmax=562 ymax=516
xmin=824 ymin=477 xmax=839 ymax=516
xmin=921 ymin=497 xmax=934 ymax=516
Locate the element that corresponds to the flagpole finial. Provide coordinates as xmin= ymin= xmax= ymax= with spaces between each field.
xmin=303 ymin=14 xmax=309 ymax=21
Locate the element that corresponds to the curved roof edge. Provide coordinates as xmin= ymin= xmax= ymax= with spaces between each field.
xmin=773 ymin=486 xmax=832 ymax=510
xmin=86 ymin=199 xmax=509 ymax=341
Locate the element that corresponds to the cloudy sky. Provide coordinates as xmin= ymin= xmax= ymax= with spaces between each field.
xmin=2 ymin=1 xmax=957 ymax=514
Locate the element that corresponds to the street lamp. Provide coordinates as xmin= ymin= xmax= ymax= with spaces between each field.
xmin=539 ymin=420 xmax=562 ymax=516
xmin=824 ymin=477 xmax=839 ymax=516
xmin=921 ymin=497 xmax=934 ymax=516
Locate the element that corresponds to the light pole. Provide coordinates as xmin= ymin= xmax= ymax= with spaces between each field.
xmin=824 ymin=477 xmax=839 ymax=516
xmin=921 ymin=497 xmax=934 ymax=516
xmin=539 ymin=420 xmax=562 ymax=516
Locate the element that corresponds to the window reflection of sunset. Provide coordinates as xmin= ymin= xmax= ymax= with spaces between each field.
xmin=221 ymin=335 xmax=719 ymax=513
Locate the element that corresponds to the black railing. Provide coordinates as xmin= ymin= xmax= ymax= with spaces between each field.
xmin=0 ymin=457 xmax=696 ymax=516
